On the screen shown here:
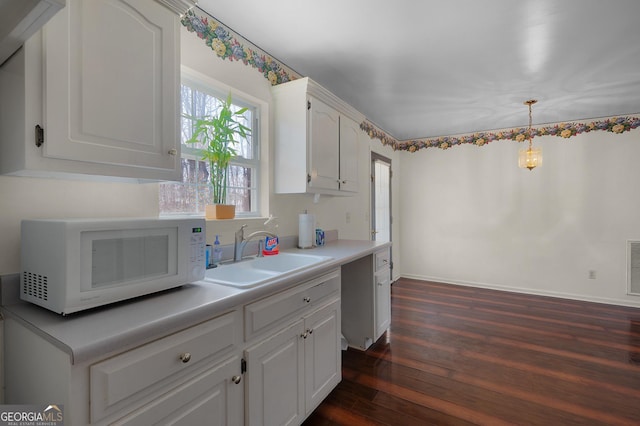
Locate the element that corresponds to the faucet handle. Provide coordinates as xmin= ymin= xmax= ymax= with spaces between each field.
xmin=236 ymin=224 xmax=248 ymax=235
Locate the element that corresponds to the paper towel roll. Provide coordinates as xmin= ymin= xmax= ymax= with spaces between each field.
xmin=298 ymin=213 xmax=315 ymax=248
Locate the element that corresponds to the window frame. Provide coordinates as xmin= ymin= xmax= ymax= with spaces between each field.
xmin=161 ymin=73 xmax=261 ymax=218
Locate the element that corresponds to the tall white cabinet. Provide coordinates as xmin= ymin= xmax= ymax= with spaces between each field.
xmin=0 ymin=0 xmax=186 ymax=181
xmin=272 ymin=77 xmax=365 ymax=195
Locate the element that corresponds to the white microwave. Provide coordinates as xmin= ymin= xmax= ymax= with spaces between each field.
xmin=20 ymin=218 xmax=206 ymax=315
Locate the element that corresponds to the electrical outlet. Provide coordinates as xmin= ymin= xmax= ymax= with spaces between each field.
xmin=588 ymin=270 xmax=597 ymax=279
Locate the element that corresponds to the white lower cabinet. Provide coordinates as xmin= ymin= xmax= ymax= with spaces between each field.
xmin=245 ymin=320 xmax=306 ymax=426
xmin=243 ymin=269 xmax=341 ymax=425
xmin=245 ymin=299 xmax=341 ymax=426
xmin=3 ymin=269 xmax=342 ymax=425
xmin=304 ymin=299 xmax=341 ymax=413
xmin=115 ymin=355 xmax=243 ymax=426
xmin=4 ymin=310 xmax=243 ymax=425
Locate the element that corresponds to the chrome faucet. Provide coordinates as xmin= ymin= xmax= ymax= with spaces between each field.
xmin=234 ymin=224 xmax=277 ymax=262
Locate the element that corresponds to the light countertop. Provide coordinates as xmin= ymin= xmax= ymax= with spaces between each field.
xmin=1 ymin=239 xmax=390 ymax=364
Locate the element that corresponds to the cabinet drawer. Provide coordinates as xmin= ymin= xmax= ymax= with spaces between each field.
xmin=245 ymin=269 xmax=340 ymax=341
xmin=375 ymin=248 xmax=390 ymax=271
xmin=90 ymin=310 xmax=241 ymax=423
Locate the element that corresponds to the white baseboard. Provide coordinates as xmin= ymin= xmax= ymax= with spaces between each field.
xmin=400 ymin=273 xmax=640 ymax=309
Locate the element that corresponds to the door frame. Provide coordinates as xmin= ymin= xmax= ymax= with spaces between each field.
xmin=371 ymin=152 xmax=393 ymax=277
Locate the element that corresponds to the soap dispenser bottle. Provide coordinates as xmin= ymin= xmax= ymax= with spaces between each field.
xmin=213 ymin=235 xmax=222 ymax=266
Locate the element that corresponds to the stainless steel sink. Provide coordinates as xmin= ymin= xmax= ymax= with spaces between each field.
xmin=203 ymin=252 xmax=333 ymax=288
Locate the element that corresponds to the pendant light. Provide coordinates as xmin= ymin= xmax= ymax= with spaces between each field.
xmin=518 ymin=99 xmax=542 ymax=170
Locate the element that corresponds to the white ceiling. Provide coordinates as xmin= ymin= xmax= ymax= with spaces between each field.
xmin=196 ymin=0 xmax=640 ymax=140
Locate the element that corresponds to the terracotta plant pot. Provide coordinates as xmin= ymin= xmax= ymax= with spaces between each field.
xmin=205 ymin=204 xmax=235 ymax=219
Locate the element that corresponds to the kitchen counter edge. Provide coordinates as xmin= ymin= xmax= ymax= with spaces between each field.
xmin=0 ymin=239 xmax=390 ymax=364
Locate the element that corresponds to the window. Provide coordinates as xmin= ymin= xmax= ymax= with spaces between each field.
xmin=160 ymin=79 xmax=260 ymax=216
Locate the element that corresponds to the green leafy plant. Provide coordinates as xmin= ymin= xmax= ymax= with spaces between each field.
xmin=184 ymin=93 xmax=251 ymax=205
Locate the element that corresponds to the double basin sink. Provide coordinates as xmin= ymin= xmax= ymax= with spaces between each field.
xmin=203 ymin=252 xmax=333 ymax=288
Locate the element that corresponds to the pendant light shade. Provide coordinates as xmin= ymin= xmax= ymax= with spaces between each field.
xmin=518 ymin=145 xmax=543 ymax=170
xmin=518 ymin=99 xmax=542 ymax=171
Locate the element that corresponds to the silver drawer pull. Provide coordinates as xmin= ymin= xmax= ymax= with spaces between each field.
xmin=301 ymin=331 xmax=309 ymax=339
xmin=303 ymin=297 xmax=311 ymax=303
xmin=232 ymin=375 xmax=242 ymax=384
xmin=179 ymin=352 xmax=192 ymax=363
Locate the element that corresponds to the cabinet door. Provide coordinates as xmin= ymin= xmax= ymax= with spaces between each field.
xmin=375 ymin=269 xmax=391 ymax=340
xmin=245 ymin=320 xmax=305 ymax=426
xmin=42 ymin=0 xmax=180 ymax=179
xmin=308 ymin=96 xmax=340 ymax=191
xmin=116 ymin=355 xmax=244 ymax=426
xmin=339 ymin=115 xmax=360 ymax=192
xmin=304 ymin=299 xmax=341 ymax=415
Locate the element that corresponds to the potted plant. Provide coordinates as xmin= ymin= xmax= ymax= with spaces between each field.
xmin=185 ymin=93 xmax=250 ymax=219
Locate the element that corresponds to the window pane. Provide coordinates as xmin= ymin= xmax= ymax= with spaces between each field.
xmin=159 ymin=182 xmax=196 ymax=213
xmin=227 ymin=164 xmax=255 ymax=213
xmin=183 ymin=158 xmax=197 ymax=184
xmin=228 ymin=188 xmax=252 ymax=212
xmin=197 ymin=160 xmax=210 ymax=184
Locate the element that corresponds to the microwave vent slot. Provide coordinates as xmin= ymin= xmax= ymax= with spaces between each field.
xmin=22 ymin=271 xmax=48 ymax=301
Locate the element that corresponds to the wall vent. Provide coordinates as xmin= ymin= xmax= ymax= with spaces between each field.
xmin=22 ymin=271 xmax=48 ymax=301
xmin=627 ymin=241 xmax=640 ymax=296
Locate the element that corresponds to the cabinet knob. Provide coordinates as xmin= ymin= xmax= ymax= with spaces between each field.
xmin=301 ymin=331 xmax=309 ymax=339
xmin=168 ymin=148 xmax=178 ymax=156
xmin=303 ymin=297 xmax=311 ymax=303
xmin=179 ymin=352 xmax=192 ymax=363
xmin=232 ymin=375 xmax=242 ymax=384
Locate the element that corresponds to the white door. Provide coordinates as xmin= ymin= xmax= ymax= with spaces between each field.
xmin=304 ymin=300 xmax=341 ymax=414
xmin=245 ymin=320 xmax=305 ymax=426
xmin=308 ymin=96 xmax=340 ymax=191
xmin=42 ymin=0 xmax=180 ymax=177
xmin=372 ymin=154 xmax=392 ymax=243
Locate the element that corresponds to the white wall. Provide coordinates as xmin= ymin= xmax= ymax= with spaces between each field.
xmin=399 ymin=129 xmax=640 ymax=307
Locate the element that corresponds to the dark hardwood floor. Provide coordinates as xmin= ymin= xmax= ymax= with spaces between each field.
xmin=303 ymin=278 xmax=640 ymax=425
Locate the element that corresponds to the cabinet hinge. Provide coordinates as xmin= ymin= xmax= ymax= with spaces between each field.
xmin=307 ymin=174 xmax=311 ymax=184
xmin=35 ymin=125 xmax=44 ymax=147
xmin=307 ymin=100 xmax=311 ymax=110
xmin=241 ymin=358 xmax=247 ymax=374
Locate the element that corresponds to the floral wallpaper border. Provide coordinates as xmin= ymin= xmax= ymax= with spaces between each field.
xmin=182 ymin=9 xmax=640 ymax=154
xmin=181 ymin=9 xmax=300 ymax=86
xmin=361 ymin=116 xmax=640 ymax=153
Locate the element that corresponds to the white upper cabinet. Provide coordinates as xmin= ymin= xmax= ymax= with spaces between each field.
xmin=308 ymin=97 xmax=340 ymax=191
xmin=0 ymin=0 xmax=184 ymax=181
xmin=272 ymin=77 xmax=365 ymax=195
xmin=338 ymin=114 xmax=360 ymax=193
